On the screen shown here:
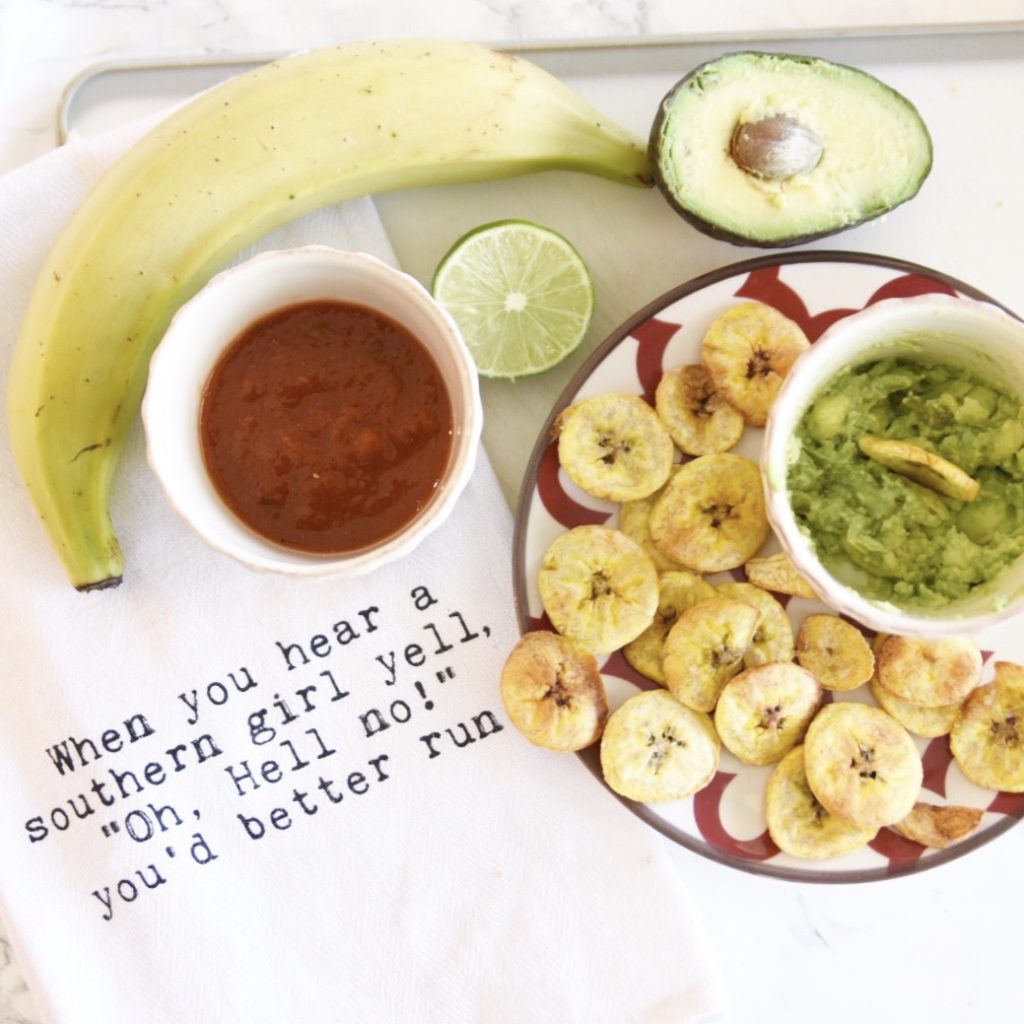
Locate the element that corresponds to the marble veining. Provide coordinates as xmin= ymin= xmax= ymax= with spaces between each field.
xmin=0 ymin=937 xmax=36 ymax=1024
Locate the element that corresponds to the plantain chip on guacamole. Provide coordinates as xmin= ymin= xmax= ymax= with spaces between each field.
xmin=788 ymin=356 xmax=1024 ymax=608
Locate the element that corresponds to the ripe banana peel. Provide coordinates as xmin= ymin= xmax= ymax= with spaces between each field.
xmin=7 ymin=38 xmax=652 ymax=590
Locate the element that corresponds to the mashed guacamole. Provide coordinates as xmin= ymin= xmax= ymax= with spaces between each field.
xmin=788 ymin=356 xmax=1024 ymax=608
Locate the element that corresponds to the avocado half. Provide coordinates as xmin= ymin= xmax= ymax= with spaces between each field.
xmin=650 ymin=52 xmax=933 ymax=247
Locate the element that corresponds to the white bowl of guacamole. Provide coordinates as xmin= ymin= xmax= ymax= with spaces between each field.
xmin=763 ymin=293 xmax=1024 ymax=637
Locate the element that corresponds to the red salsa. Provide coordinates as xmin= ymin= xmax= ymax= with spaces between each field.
xmin=199 ymin=300 xmax=454 ymax=554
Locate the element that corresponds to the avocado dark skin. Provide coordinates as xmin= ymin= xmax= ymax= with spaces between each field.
xmin=649 ymin=51 xmax=934 ymax=248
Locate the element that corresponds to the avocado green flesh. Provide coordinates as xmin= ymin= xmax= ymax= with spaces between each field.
xmin=788 ymin=356 xmax=1024 ymax=609
xmin=652 ymin=52 xmax=932 ymax=245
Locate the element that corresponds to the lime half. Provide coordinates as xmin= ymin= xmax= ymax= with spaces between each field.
xmin=432 ymin=219 xmax=595 ymax=380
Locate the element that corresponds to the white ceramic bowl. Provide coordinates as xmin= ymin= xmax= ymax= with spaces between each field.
xmin=762 ymin=293 xmax=1024 ymax=637
xmin=142 ymin=246 xmax=482 ymax=577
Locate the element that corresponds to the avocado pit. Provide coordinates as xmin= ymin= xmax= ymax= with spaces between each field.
xmin=729 ymin=114 xmax=823 ymax=181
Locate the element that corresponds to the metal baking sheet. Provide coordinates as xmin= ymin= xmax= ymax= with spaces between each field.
xmin=58 ymin=26 xmax=1024 ymax=504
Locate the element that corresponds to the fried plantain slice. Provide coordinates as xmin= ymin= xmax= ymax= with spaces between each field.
xmin=700 ymin=301 xmax=810 ymax=427
xmin=623 ymin=571 xmax=717 ymax=683
xmin=743 ymin=551 xmax=818 ymax=600
xmin=858 ymin=435 xmax=980 ymax=502
xmin=870 ymin=678 xmax=962 ymax=739
xmin=875 ymin=634 xmax=982 ymax=708
xmin=795 ymin=614 xmax=875 ymax=692
xmin=662 ymin=596 xmax=761 ymax=712
xmin=554 ymin=392 xmax=674 ymax=502
xmin=717 ymin=581 xmax=794 ymax=668
xmin=600 ymin=689 xmax=720 ymax=802
xmin=869 ymin=635 xmax=961 ymax=738
xmin=618 ymin=467 xmax=686 ymax=573
xmin=950 ymin=661 xmax=1024 ymax=792
xmin=649 ymin=453 xmax=770 ymax=572
xmin=714 ymin=662 xmax=822 ymax=766
xmin=890 ymin=802 xmax=984 ymax=849
xmin=654 ymin=363 xmax=745 ymax=456
xmin=500 ymin=631 xmax=609 ymax=752
xmin=766 ymin=746 xmax=878 ymax=859
xmin=804 ymin=702 xmax=923 ymax=829
xmin=539 ymin=525 xmax=659 ymax=654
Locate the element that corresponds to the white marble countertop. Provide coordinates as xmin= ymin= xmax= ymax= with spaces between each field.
xmin=2 ymin=2 xmax=1023 ymax=1023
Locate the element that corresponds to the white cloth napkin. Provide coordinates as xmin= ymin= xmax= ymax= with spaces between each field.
xmin=0 ymin=114 xmax=728 ymax=1024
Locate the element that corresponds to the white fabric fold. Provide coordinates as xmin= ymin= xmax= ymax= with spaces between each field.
xmin=0 ymin=114 xmax=728 ymax=1024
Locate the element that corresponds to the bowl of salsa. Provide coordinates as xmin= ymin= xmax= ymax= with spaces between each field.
xmin=762 ymin=293 xmax=1024 ymax=637
xmin=143 ymin=245 xmax=482 ymax=576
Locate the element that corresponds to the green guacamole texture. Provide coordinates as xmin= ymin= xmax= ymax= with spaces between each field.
xmin=788 ymin=355 xmax=1024 ymax=608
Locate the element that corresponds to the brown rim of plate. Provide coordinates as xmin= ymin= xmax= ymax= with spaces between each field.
xmin=511 ymin=248 xmax=1023 ymax=885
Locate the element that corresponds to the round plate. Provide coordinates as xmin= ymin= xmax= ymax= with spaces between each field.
xmin=513 ymin=251 xmax=1024 ymax=883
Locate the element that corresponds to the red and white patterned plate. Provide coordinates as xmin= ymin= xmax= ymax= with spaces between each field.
xmin=512 ymin=251 xmax=1024 ymax=883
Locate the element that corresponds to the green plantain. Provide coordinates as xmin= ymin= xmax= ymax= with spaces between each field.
xmin=7 ymin=38 xmax=651 ymax=589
